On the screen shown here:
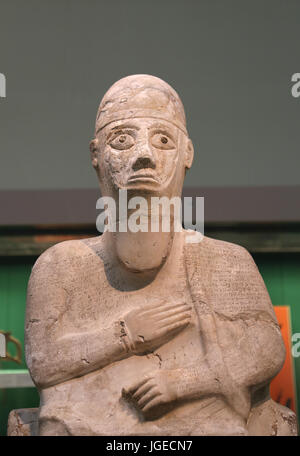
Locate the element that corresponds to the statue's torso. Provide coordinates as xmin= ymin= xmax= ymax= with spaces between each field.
xmin=38 ymin=234 xmax=247 ymax=435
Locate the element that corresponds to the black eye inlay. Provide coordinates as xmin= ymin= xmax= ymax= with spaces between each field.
xmin=108 ymin=132 xmax=135 ymax=150
xmin=151 ymin=133 xmax=175 ymax=150
xmin=107 ymin=128 xmax=176 ymax=151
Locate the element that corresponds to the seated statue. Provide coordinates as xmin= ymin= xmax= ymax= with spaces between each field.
xmin=25 ymin=75 xmax=297 ymax=436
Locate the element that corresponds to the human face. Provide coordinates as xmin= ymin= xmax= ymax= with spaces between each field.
xmin=96 ymin=118 xmax=184 ymax=195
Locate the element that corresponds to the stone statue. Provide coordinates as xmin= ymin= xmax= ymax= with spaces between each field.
xmin=23 ymin=75 xmax=297 ymax=436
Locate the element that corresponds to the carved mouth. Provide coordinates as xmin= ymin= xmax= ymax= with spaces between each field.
xmin=128 ymin=174 xmax=159 ymax=183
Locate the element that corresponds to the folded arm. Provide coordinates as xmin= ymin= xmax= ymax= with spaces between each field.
xmin=124 ymin=247 xmax=285 ymax=421
xmin=26 ymin=243 xmax=191 ymax=389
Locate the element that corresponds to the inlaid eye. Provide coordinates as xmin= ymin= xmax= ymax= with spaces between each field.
xmin=109 ymin=133 xmax=135 ymax=150
xmin=151 ymin=133 xmax=175 ymax=150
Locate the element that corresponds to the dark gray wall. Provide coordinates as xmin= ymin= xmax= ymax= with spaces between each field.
xmin=0 ymin=0 xmax=299 ymax=191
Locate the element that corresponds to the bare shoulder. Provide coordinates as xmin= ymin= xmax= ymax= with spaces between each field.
xmin=29 ymin=236 xmax=105 ymax=290
xmin=32 ymin=236 xmax=103 ymax=272
xmin=26 ymin=236 xmax=105 ymax=320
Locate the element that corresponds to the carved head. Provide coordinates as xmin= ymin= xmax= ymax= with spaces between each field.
xmin=90 ymin=75 xmax=194 ymax=199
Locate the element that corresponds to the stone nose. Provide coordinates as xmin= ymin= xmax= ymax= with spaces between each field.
xmin=132 ymin=146 xmax=156 ymax=171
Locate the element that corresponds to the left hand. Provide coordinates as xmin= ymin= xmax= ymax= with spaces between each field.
xmin=122 ymin=370 xmax=178 ymax=419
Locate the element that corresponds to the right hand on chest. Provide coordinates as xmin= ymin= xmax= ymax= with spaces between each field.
xmin=121 ymin=301 xmax=192 ymax=355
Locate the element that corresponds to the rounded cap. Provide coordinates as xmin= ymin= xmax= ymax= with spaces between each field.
xmin=95 ymin=74 xmax=187 ymax=135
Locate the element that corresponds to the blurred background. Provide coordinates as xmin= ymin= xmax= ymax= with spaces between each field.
xmin=0 ymin=0 xmax=299 ymax=435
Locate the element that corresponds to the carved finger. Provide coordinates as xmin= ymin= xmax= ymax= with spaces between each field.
xmin=142 ymin=395 xmax=164 ymax=413
xmin=132 ymin=381 xmax=156 ymax=401
xmin=157 ymin=302 xmax=190 ymax=313
xmin=153 ymin=305 xmax=192 ymax=321
xmin=125 ymin=377 xmax=151 ymax=395
xmin=142 ymin=302 xmax=187 ymax=317
xmin=158 ymin=312 xmax=191 ymax=327
xmin=159 ymin=318 xmax=190 ymax=333
xmin=141 ymin=301 xmax=168 ymax=313
xmin=138 ymin=388 xmax=161 ymax=408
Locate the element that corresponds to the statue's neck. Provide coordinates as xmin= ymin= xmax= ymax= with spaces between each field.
xmin=113 ymin=227 xmax=174 ymax=273
xmin=102 ymin=228 xmax=183 ymax=292
xmin=103 ymin=192 xmax=177 ymax=272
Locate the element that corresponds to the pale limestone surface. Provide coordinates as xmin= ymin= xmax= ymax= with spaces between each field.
xmin=7 ymin=408 xmax=39 ymax=436
xmin=16 ymin=75 xmax=297 ymax=436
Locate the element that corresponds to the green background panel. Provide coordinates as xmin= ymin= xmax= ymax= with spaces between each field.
xmin=0 ymin=253 xmax=299 ymax=435
xmin=0 ymin=258 xmax=33 ymax=369
xmin=0 ymin=257 xmax=40 ymax=435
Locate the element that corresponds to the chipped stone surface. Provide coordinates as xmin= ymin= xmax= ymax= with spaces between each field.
xmin=10 ymin=75 xmax=297 ymax=436
xmin=247 ymin=399 xmax=298 ymax=436
xmin=7 ymin=409 xmax=39 ymax=436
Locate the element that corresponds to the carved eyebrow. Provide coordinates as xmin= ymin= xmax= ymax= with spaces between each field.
xmin=149 ymin=126 xmax=175 ymax=142
xmin=106 ymin=124 xmax=139 ymax=142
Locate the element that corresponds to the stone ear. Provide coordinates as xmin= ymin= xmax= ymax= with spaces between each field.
xmin=90 ymin=139 xmax=99 ymax=169
xmin=185 ymin=138 xmax=194 ymax=170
